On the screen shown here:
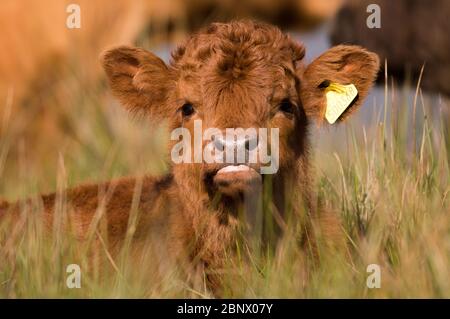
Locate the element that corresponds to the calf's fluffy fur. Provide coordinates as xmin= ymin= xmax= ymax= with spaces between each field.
xmin=0 ymin=20 xmax=379 ymax=293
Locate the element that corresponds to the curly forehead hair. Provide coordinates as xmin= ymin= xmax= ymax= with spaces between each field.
xmin=170 ymin=20 xmax=305 ymax=75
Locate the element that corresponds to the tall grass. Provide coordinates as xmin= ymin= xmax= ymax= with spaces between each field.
xmin=1 ymin=57 xmax=449 ymax=298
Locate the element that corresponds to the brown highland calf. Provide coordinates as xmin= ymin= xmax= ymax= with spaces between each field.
xmin=0 ymin=20 xmax=379 ymax=294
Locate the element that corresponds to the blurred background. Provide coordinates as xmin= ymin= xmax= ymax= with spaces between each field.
xmin=0 ymin=0 xmax=449 ymax=194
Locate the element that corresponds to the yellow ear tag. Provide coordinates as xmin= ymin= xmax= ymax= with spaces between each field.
xmin=324 ymin=83 xmax=358 ymax=124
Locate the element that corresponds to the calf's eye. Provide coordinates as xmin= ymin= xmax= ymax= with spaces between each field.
xmin=279 ymin=99 xmax=294 ymax=114
xmin=181 ymin=103 xmax=195 ymax=117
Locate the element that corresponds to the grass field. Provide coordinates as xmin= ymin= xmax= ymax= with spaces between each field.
xmin=0 ymin=53 xmax=449 ymax=298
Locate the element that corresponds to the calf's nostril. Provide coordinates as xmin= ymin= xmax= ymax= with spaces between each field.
xmin=213 ymin=136 xmax=225 ymax=151
xmin=212 ymin=135 xmax=258 ymax=153
xmin=245 ymin=140 xmax=250 ymax=151
xmin=245 ymin=137 xmax=258 ymax=151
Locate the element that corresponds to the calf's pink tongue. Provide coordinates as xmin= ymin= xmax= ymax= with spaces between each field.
xmin=216 ymin=165 xmax=254 ymax=174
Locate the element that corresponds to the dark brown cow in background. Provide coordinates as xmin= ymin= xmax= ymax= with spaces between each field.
xmin=331 ymin=0 xmax=450 ymax=162
xmin=330 ymin=0 xmax=450 ymax=97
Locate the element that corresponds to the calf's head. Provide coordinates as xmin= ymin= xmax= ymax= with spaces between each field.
xmin=101 ymin=21 xmax=379 ymax=202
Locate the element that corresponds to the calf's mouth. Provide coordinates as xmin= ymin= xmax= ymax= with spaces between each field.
xmin=207 ymin=164 xmax=262 ymax=197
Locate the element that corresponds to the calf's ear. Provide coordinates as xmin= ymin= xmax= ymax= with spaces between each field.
xmin=101 ymin=46 xmax=175 ymax=118
xmin=300 ymin=45 xmax=380 ymax=124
